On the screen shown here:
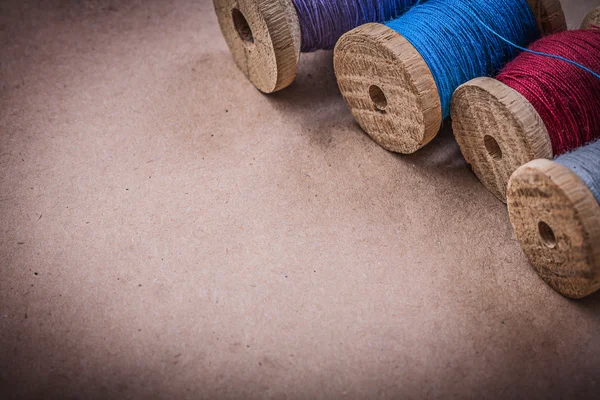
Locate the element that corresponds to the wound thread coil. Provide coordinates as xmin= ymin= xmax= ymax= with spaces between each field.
xmin=295 ymin=0 xmax=417 ymax=52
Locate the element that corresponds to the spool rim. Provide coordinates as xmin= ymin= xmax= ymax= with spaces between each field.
xmin=214 ymin=0 xmax=301 ymax=93
xmin=507 ymin=160 xmax=600 ymax=299
xmin=581 ymin=6 xmax=600 ymax=30
xmin=451 ymin=78 xmax=553 ymax=202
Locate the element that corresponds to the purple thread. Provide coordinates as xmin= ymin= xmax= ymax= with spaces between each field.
xmin=292 ymin=0 xmax=420 ymax=52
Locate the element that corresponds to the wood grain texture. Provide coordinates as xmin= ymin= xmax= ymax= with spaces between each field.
xmin=507 ymin=160 xmax=600 ymax=299
xmin=214 ymin=0 xmax=301 ymax=93
xmin=334 ymin=24 xmax=441 ymax=154
xmin=581 ymin=6 xmax=600 ymax=29
xmin=526 ymin=0 xmax=567 ymax=34
xmin=451 ymin=78 xmax=553 ymax=202
xmin=334 ymin=0 xmax=565 ymax=154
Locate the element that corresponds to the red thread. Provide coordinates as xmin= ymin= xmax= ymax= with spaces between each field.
xmin=496 ymin=29 xmax=600 ymax=155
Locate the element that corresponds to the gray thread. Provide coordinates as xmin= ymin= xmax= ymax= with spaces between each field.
xmin=556 ymin=140 xmax=600 ymax=203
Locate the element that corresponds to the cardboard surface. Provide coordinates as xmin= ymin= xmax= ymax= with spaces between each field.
xmin=1 ymin=1 xmax=599 ymax=398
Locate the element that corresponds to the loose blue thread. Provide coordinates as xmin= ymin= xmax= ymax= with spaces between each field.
xmin=475 ymin=15 xmax=600 ymax=80
xmin=386 ymin=0 xmax=539 ymax=118
xmin=557 ymin=140 xmax=600 ymax=203
xmin=292 ymin=0 xmax=420 ymax=52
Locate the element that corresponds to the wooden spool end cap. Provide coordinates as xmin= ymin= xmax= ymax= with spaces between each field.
xmin=582 ymin=6 xmax=600 ymax=29
xmin=213 ymin=0 xmax=301 ymax=93
xmin=507 ymin=159 xmax=600 ymax=299
xmin=526 ymin=0 xmax=567 ymax=34
xmin=451 ymin=78 xmax=553 ymax=203
xmin=334 ymin=23 xmax=442 ymax=154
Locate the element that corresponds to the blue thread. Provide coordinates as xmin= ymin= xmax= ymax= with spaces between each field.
xmin=386 ymin=0 xmax=539 ymax=118
xmin=557 ymin=140 xmax=600 ymax=203
xmin=292 ymin=0 xmax=420 ymax=52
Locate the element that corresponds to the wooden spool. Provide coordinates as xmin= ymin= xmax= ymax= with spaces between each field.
xmin=451 ymin=78 xmax=553 ymax=202
xmin=213 ymin=0 xmax=301 ymax=93
xmin=333 ymin=0 xmax=566 ymax=154
xmin=581 ymin=6 xmax=600 ymax=29
xmin=507 ymin=160 xmax=600 ymax=299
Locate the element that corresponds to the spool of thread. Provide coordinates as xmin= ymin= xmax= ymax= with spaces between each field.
xmin=213 ymin=0 xmax=420 ymax=93
xmin=334 ymin=0 xmax=566 ymax=154
xmin=507 ymin=140 xmax=600 ymax=299
xmin=582 ymin=6 xmax=600 ymax=29
xmin=452 ymin=28 xmax=600 ymax=202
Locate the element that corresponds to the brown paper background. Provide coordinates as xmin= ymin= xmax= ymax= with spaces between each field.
xmin=1 ymin=0 xmax=599 ymax=398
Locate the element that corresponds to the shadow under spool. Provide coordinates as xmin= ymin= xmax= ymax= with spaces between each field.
xmin=333 ymin=0 xmax=566 ymax=155
xmin=507 ymin=159 xmax=600 ymax=299
xmin=581 ymin=6 xmax=600 ymax=29
xmin=213 ymin=0 xmax=302 ymax=93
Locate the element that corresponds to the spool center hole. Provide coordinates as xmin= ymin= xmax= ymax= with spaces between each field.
xmin=483 ymin=135 xmax=502 ymax=160
xmin=232 ymin=8 xmax=254 ymax=46
xmin=369 ymin=85 xmax=388 ymax=112
xmin=538 ymin=221 xmax=557 ymax=249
